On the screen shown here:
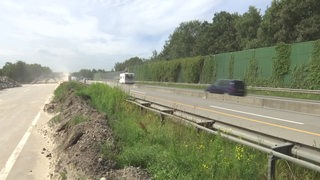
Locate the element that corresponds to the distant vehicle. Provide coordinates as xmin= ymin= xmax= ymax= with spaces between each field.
xmin=119 ymin=73 xmax=135 ymax=84
xmin=206 ymin=79 xmax=246 ymax=96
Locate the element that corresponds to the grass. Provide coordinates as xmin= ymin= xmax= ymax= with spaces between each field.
xmin=53 ymin=81 xmax=85 ymax=102
xmin=48 ymin=114 xmax=62 ymax=127
xmin=248 ymin=89 xmax=320 ymax=101
xmin=110 ymin=111 xmax=268 ymax=179
xmin=58 ymin=82 xmax=320 ymax=179
xmin=67 ymin=114 xmax=89 ymax=127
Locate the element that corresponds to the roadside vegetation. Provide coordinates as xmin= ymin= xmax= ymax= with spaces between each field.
xmin=59 ymin=82 xmax=320 ymax=179
xmin=0 ymin=61 xmax=52 ymax=83
xmin=248 ymin=89 xmax=320 ymax=101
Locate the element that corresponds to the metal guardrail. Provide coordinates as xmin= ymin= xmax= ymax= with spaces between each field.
xmin=127 ymin=96 xmax=320 ymax=180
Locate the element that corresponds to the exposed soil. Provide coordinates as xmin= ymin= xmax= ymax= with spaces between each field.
xmin=43 ymin=88 xmax=151 ymax=180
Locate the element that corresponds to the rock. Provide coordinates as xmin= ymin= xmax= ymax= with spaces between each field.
xmin=0 ymin=76 xmax=21 ymax=90
xmin=46 ymin=153 xmax=52 ymax=158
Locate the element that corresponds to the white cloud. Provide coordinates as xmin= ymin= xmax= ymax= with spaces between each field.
xmin=0 ymin=0 xmax=272 ymax=72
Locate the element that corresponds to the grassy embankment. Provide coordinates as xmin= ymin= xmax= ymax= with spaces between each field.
xmin=54 ymin=82 xmax=320 ymax=179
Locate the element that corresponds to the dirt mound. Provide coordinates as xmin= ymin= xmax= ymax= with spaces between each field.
xmin=44 ymin=89 xmax=150 ymax=179
xmin=0 ymin=76 xmax=21 ymax=90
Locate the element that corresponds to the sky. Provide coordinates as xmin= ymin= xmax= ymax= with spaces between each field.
xmin=0 ymin=0 xmax=272 ymax=72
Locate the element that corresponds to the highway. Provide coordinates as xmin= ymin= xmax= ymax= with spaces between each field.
xmin=1 ymin=81 xmax=318 ymax=179
xmin=0 ymin=84 xmax=57 ymax=180
xmin=122 ymin=84 xmax=320 ymax=148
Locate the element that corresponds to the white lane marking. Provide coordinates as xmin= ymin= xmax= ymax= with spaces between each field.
xmin=130 ymin=90 xmax=146 ymax=95
xmin=209 ymin=105 xmax=304 ymax=125
xmin=0 ymin=89 xmax=55 ymax=180
xmin=0 ymin=112 xmax=41 ymax=180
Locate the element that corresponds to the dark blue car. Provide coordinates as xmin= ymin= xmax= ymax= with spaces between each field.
xmin=206 ymin=79 xmax=246 ymax=96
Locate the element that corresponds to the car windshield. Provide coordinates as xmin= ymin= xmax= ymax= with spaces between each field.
xmin=214 ymin=80 xmax=229 ymax=86
xmin=233 ymin=81 xmax=244 ymax=88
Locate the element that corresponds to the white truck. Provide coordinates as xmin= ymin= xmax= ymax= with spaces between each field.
xmin=119 ymin=73 xmax=134 ymax=84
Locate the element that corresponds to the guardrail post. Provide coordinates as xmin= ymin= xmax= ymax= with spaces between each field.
xmin=268 ymin=154 xmax=278 ymax=180
xmin=160 ymin=113 xmax=165 ymax=125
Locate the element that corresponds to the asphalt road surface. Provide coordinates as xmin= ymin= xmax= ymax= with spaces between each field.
xmin=0 ymin=84 xmax=57 ymax=180
xmin=124 ymin=84 xmax=320 ymax=148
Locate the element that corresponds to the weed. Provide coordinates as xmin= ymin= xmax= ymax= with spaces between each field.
xmin=67 ymin=114 xmax=88 ymax=128
xmin=101 ymin=141 xmax=116 ymax=160
xmin=48 ymin=114 xmax=62 ymax=127
xmin=59 ymin=171 xmax=67 ymax=180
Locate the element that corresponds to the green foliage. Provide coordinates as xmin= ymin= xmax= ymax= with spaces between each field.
xmin=79 ymin=83 xmax=126 ymax=115
xmin=71 ymin=69 xmax=106 ymax=80
xmin=199 ymin=56 xmax=217 ymax=83
xmin=101 ymin=141 xmax=116 ymax=160
xmin=228 ymin=54 xmax=235 ymax=79
xmin=1 ymin=61 xmax=52 ymax=83
xmin=77 ymin=83 xmax=267 ymax=178
xmin=67 ymin=114 xmax=88 ymax=128
xmin=144 ymin=61 xmax=181 ymax=82
xmin=114 ymin=57 xmax=144 ymax=71
xmin=277 ymin=160 xmax=320 ymax=180
xmin=157 ymin=21 xmax=203 ymax=60
xmin=271 ymin=43 xmax=291 ymax=87
xmin=131 ymin=39 xmax=320 ymax=90
xmin=59 ymin=171 xmax=67 ymax=180
xmin=290 ymin=64 xmax=309 ymax=89
xmin=257 ymin=0 xmax=320 ymax=45
xmin=236 ymin=6 xmax=262 ymax=49
xmin=111 ymin=109 xmax=267 ymax=179
xmin=181 ymin=57 xmax=204 ymax=83
xmin=208 ymin=11 xmax=240 ymax=54
xmin=248 ymin=89 xmax=320 ymax=101
xmin=244 ymin=52 xmax=259 ymax=86
xmin=49 ymin=114 xmax=62 ymax=127
xmin=53 ymin=81 xmax=85 ymax=102
xmin=132 ymin=57 xmax=204 ymax=83
xmin=307 ymin=40 xmax=320 ymax=89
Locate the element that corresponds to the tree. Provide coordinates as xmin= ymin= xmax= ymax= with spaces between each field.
xmin=257 ymin=1 xmax=282 ymax=46
xmin=114 ymin=57 xmax=143 ymax=71
xmin=258 ymin=0 xmax=320 ymax=45
xmin=207 ymin=11 xmax=240 ymax=54
xmin=1 ymin=61 xmax=52 ymax=83
xmin=158 ymin=20 xmax=203 ymax=60
xmin=236 ymin=6 xmax=262 ymax=49
xmin=150 ymin=50 xmax=158 ymax=61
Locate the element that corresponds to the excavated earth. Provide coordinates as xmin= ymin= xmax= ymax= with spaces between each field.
xmin=0 ymin=76 xmax=21 ymax=90
xmin=44 ymin=88 xmax=151 ymax=180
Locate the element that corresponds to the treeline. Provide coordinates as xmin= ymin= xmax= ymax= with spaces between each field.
xmin=115 ymin=0 xmax=320 ymax=70
xmin=71 ymin=69 xmax=108 ymax=80
xmin=0 ymin=61 xmax=52 ymax=83
xmin=114 ymin=57 xmax=143 ymax=72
